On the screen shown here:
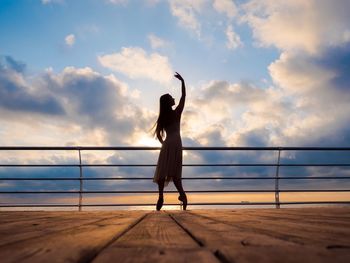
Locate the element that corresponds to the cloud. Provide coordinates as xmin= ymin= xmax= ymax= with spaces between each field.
xmin=242 ymin=0 xmax=350 ymax=54
xmin=184 ymin=41 xmax=350 ymax=147
xmin=0 ymin=56 xmax=64 ymax=115
xmin=168 ymin=0 xmax=205 ymax=37
xmin=44 ymin=67 xmax=153 ymax=144
xmin=64 ymin=34 xmax=75 ymax=47
xmin=98 ymin=47 xmax=173 ymax=84
xmin=167 ymin=0 xmax=243 ymax=50
xmin=233 ymin=0 xmax=350 ymax=146
xmin=225 ymin=25 xmax=242 ymax=49
xmin=182 ymin=80 xmax=287 ymax=147
xmin=212 ymin=0 xmax=238 ymax=20
xmin=268 ymin=44 xmax=350 ymax=145
xmin=148 ymin=34 xmax=169 ymax=49
xmin=0 ymin=57 xmax=154 ymax=146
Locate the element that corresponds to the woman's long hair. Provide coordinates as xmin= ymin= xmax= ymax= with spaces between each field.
xmin=154 ymin=94 xmax=175 ymax=140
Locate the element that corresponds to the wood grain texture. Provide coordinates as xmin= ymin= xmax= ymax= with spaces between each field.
xmin=92 ymin=247 xmax=219 ymax=263
xmin=0 ymin=211 xmax=146 ymax=263
xmin=191 ymin=208 xmax=350 ymax=247
xmin=92 ymin=212 xmax=219 ymax=263
xmin=0 ymin=208 xmax=349 ymax=263
xmin=111 ymin=212 xmax=198 ymax=248
xmin=0 ymin=211 xmax=125 ymax=246
xmin=171 ymin=208 xmax=350 ymax=263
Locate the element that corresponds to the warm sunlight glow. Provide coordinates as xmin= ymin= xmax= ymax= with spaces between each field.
xmin=136 ymin=135 xmax=161 ymax=147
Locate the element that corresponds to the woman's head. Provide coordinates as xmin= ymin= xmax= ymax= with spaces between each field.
xmin=160 ymin=93 xmax=175 ymax=108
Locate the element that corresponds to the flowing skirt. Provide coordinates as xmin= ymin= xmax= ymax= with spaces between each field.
xmin=153 ymin=135 xmax=182 ymax=186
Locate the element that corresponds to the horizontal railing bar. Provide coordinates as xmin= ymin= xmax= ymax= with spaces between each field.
xmin=1 ymin=176 xmax=350 ymax=181
xmin=1 ymin=146 xmax=350 ymax=151
xmin=1 ymin=163 xmax=350 ymax=167
xmin=0 ymin=201 xmax=349 ymax=207
xmin=1 ymin=189 xmax=349 ymax=194
xmin=0 ymin=164 xmax=80 ymax=167
xmin=279 ymin=176 xmax=350 ymax=179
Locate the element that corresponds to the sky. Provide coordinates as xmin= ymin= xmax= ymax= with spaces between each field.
xmin=1 ymin=0 xmax=350 ymax=208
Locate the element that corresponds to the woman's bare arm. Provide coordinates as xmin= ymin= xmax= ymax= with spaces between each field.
xmin=174 ymin=72 xmax=186 ymax=114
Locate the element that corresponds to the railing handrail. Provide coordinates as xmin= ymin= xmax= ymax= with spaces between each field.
xmin=1 ymin=146 xmax=349 ymax=210
xmin=1 ymin=146 xmax=350 ymax=150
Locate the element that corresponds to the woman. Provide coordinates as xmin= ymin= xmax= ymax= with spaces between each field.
xmin=153 ymin=72 xmax=187 ymax=211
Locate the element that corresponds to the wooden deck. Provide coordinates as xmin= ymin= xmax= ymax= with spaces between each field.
xmin=0 ymin=207 xmax=349 ymax=262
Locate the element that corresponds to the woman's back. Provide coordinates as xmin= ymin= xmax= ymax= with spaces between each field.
xmin=164 ymin=111 xmax=181 ymax=138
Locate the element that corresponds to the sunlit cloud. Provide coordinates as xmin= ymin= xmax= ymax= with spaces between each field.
xmin=242 ymin=0 xmax=350 ymax=54
xmin=98 ymin=47 xmax=173 ymax=84
xmin=0 ymin=58 xmax=153 ymax=146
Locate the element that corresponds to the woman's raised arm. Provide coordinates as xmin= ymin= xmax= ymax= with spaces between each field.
xmin=174 ymin=72 xmax=186 ymax=114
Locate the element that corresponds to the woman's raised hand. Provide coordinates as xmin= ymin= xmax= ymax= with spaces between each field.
xmin=174 ymin=72 xmax=184 ymax=82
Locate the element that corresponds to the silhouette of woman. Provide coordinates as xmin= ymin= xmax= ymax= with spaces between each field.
xmin=153 ymin=72 xmax=187 ymax=211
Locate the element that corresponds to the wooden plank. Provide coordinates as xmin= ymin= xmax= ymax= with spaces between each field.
xmin=92 ymin=212 xmax=219 ymax=263
xmin=194 ymin=210 xmax=350 ymax=247
xmin=0 ymin=211 xmax=66 ymax=223
xmin=239 ymin=210 xmax=350 ymax=227
xmin=195 ymin=208 xmax=350 ymax=230
xmin=198 ymin=208 xmax=350 ymax=221
xmin=0 ymin=211 xmax=146 ymax=263
xmin=192 ymin=209 xmax=350 ymax=247
xmin=92 ymin=247 xmax=219 ymax=263
xmin=111 ymin=212 xmax=198 ymax=248
xmin=241 ymin=211 xmax=350 ymax=233
xmin=0 ymin=209 xmax=349 ymax=263
xmin=192 ymin=208 xmax=350 ymax=232
xmin=0 ymin=211 xmax=127 ymax=246
xmin=171 ymin=211 xmax=350 ymax=263
xmin=238 ymin=209 xmax=350 ymax=224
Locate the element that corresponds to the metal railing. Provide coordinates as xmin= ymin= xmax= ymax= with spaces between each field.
xmin=0 ymin=146 xmax=350 ymax=210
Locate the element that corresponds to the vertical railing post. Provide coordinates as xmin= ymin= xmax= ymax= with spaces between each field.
xmin=275 ymin=148 xmax=281 ymax=209
xmin=78 ymin=149 xmax=83 ymax=211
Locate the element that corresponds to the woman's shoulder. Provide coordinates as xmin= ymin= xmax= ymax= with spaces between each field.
xmin=174 ymin=107 xmax=183 ymax=117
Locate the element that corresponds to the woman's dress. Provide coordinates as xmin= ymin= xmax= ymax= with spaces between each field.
xmin=153 ymin=111 xmax=182 ymax=186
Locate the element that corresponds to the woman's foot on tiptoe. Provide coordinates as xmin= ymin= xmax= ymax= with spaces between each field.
xmin=178 ymin=194 xmax=187 ymax=210
xmin=156 ymin=197 xmax=164 ymax=211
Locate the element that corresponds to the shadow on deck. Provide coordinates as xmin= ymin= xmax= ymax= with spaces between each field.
xmin=0 ymin=207 xmax=350 ymax=262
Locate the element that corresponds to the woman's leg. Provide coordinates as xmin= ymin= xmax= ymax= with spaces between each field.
xmin=157 ymin=178 xmax=165 ymax=210
xmin=158 ymin=179 xmax=165 ymax=197
xmin=173 ymin=177 xmax=185 ymax=196
xmin=173 ymin=178 xmax=187 ymax=210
